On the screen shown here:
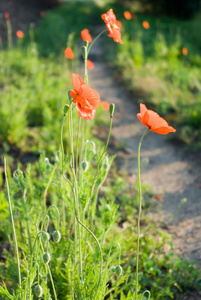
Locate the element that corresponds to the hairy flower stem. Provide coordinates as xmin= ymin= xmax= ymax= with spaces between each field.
xmin=87 ymin=29 xmax=107 ymax=56
xmin=135 ymin=128 xmax=149 ymax=300
xmin=69 ymin=103 xmax=83 ymax=280
xmin=4 ymin=157 xmax=21 ymax=289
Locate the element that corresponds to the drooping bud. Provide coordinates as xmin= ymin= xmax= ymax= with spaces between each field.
xmin=43 ymin=252 xmax=51 ymax=264
xmin=81 ymin=46 xmax=87 ymax=60
xmin=34 ymin=285 xmax=43 ymax=298
xmin=115 ymin=265 xmax=122 ymax=276
xmin=81 ymin=161 xmax=89 ymax=172
xmin=86 ymin=140 xmax=96 ymax=154
xmin=103 ymin=156 xmax=109 ymax=170
xmin=41 ymin=232 xmax=50 ymax=243
xmin=52 ymin=230 xmax=61 ymax=243
xmin=63 ymin=104 xmax=69 ymax=116
xmin=110 ymin=103 xmax=115 ymax=117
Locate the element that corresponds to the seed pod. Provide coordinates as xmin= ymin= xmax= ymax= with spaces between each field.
xmin=43 ymin=252 xmax=51 ymax=264
xmin=115 ymin=265 xmax=122 ymax=276
xmin=81 ymin=161 xmax=89 ymax=172
xmin=34 ymin=285 xmax=43 ymax=298
xmin=52 ymin=230 xmax=61 ymax=243
xmin=41 ymin=232 xmax=50 ymax=243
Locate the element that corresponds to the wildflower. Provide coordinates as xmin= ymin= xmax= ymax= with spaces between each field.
xmin=81 ymin=29 xmax=92 ymax=43
xmin=16 ymin=30 xmax=24 ymax=38
xmin=182 ymin=47 xmax=188 ymax=56
xmin=87 ymin=59 xmax=94 ymax=69
xmin=101 ymin=9 xmax=123 ymax=44
xmin=137 ymin=103 xmax=176 ymax=135
xmin=40 ymin=11 xmax=46 ymax=17
xmin=101 ymin=101 xmax=110 ymax=110
xmin=70 ymin=73 xmax=100 ymax=120
xmin=142 ymin=21 xmax=150 ymax=29
xmin=64 ymin=47 xmax=74 ymax=59
xmin=124 ymin=11 xmax=132 ymax=20
xmin=4 ymin=12 xmax=9 ymax=20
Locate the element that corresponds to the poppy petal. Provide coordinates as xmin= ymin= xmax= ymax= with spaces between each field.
xmin=76 ymin=103 xmax=96 ymax=120
xmin=152 ymin=126 xmax=176 ymax=135
xmin=80 ymin=85 xmax=100 ymax=109
xmin=71 ymin=74 xmax=85 ymax=94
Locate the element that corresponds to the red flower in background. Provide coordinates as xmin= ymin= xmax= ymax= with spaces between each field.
xmin=81 ymin=29 xmax=92 ymax=43
xmin=16 ymin=30 xmax=24 ymax=38
xmin=86 ymin=60 xmax=94 ymax=69
xmin=101 ymin=9 xmax=123 ymax=44
xmin=182 ymin=47 xmax=188 ymax=56
xmin=101 ymin=101 xmax=110 ymax=111
xmin=40 ymin=11 xmax=46 ymax=17
xmin=124 ymin=11 xmax=132 ymax=20
xmin=4 ymin=12 xmax=9 ymax=20
xmin=70 ymin=74 xmax=100 ymax=120
xmin=137 ymin=104 xmax=176 ymax=135
xmin=64 ymin=47 xmax=74 ymax=59
xmin=142 ymin=21 xmax=150 ymax=29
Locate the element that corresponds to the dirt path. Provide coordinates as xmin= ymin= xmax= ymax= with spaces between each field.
xmin=88 ymin=34 xmax=201 ymax=299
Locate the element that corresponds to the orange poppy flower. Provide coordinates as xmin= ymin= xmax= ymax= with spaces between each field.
xmin=101 ymin=9 xmax=123 ymax=44
xmin=70 ymin=74 xmax=100 ymax=120
xmin=64 ymin=47 xmax=74 ymax=59
xmin=40 ymin=11 xmax=46 ymax=17
xmin=86 ymin=60 xmax=94 ymax=69
xmin=4 ymin=12 xmax=9 ymax=20
xmin=81 ymin=29 xmax=92 ymax=43
xmin=182 ymin=47 xmax=188 ymax=56
xmin=16 ymin=30 xmax=24 ymax=38
xmin=142 ymin=21 xmax=150 ymax=29
xmin=101 ymin=101 xmax=110 ymax=111
xmin=137 ymin=104 xmax=176 ymax=135
xmin=124 ymin=11 xmax=132 ymax=20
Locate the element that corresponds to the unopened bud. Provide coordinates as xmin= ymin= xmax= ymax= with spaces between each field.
xmin=43 ymin=252 xmax=51 ymax=264
xmin=110 ymin=103 xmax=115 ymax=117
xmin=34 ymin=285 xmax=43 ymax=298
xmin=41 ymin=232 xmax=50 ymax=243
xmin=115 ymin=265 xmax=122 ymax=276
xmin=86 ymin=140 xmax=96 ymax=154
xmin=103 ymin=156 xmax=109 ymax=170
xmin=63 ymin=104 xmax=69 ymax=116
xmin=52 ymin=230 xmax=61 ymax=243
xmin=84 ymin=41 xmax=89 ymax=47
xmin=81 ymin=46 xmax=87 ymax=60
xmin=81 ymin=161 xmax=89 ymax=172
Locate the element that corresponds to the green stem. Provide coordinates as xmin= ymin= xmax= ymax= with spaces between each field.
xmin=87 ymin=29 xmax=107 ymax=55
xmin=61 ymin=114 xmax=65 ymax=175
xmin=4 ymin=157 xmax=21 ymax=289
xmin=135 ymin=128 xmax=149 ymax=300
xmin=23 ymin=190 xmax=32 ymax=253
xmin=43 ymin=164 xmax=57 ymax=209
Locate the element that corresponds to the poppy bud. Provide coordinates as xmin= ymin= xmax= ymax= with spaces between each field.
xmin=43 ymin=252 xmax=51 ymax=264
xmin=86 ymin=140 xmax=96 ymax=154
xmin=63 ymin=104 xmax=69 ymax=116
xmin=103 ymin=156 xmax=109 ymax=170
xmin=110 ymin=103 xmax=115 ymax=117
xmin=81 ymin=46 xmax=87 ymax=60
xmin=115 ymin=265 xmax=122 ymax=276
xmin=81 ymin=161 xmax=89 ymax=172
xmin=84 ymin=41 xmax=89 ymax=47
xmin=34 ymin=285 xmax=43 ymax=298
xmin=41 ymin=232 xmax=50 ymax=243
xmin=52 ymin=230 xmax=61 ymax=243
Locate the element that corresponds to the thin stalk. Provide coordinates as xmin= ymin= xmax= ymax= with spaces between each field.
xmin=6 ymin=19 xmax=12 ymax=50
xmin=23 ymin=190 xmax=32 ymax=253
xmin=43 ymin=164 xmax=57 ymax=208
xmin=135 ymin=128 xmax=149 ymax=300
xmin=87 ymin=29 xmax=107 ymax=55
xmin=61 ymin=114 xmax=65 ymax=175
xmin=4 ymin=157 xmax=21 ymax=288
